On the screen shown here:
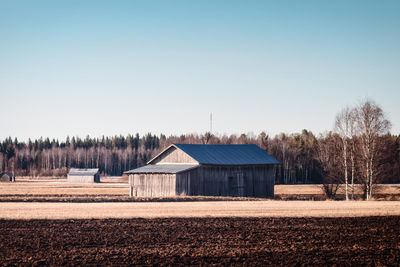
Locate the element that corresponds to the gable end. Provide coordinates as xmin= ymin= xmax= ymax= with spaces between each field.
xmin=149 ymin=145 xmax=199 ymax=165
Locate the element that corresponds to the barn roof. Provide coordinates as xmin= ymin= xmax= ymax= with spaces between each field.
xmin=68 ymin=168 xmax=100 ymax=176
xmin=124 ymin=164 xmax=198 ymax=174
xmin=148 ymin=144 xmax=280 ymax=165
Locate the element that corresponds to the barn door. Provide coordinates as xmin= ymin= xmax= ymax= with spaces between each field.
xmin=228 ymin=172 xmax=244 ymax=197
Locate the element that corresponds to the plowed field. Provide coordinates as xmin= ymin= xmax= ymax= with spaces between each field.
xmin=1 ymin=217 xmax=399 ymax=266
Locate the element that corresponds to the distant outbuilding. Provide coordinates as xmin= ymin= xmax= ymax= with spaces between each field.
xmin=125 ymin=144 xmax=279 ymax=198
xmin=67 ymin=168 xmax=100 ymax=183
xmin=0 ymin=172 xmax=15 ymax=182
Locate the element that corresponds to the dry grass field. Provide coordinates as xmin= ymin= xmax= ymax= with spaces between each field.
xmin=1 ymin=201 xmax=400 ymax=219
xmin=275 ymin=184 xmax=400 ymax=200
xmin=1 ymin=177 xmax=399 ymax=199
xmin=0 ymin=178 xmax=399 ymax=219
xmin=0 ymin=177 xmax=129 ymax=196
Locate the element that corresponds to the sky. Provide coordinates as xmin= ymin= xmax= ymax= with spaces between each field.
xmin=1 ymin=0 xmax=399 ymax=141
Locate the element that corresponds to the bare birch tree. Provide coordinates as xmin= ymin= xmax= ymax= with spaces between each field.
xmin=334 ymin=106 xmax=356 ymax=200
xmin=349 ymin=123 xmax=357 ymax=200
xmin=355 ymin=100 xmax=391 ymax=199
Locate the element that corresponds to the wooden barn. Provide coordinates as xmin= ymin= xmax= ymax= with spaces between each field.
xmin=0 ymin=172 xmax=15 ymax=182
xmin=125 ymin=144 xmax=279 ymax=198
xmin=67 ymin=168 xmax=100 ymax=183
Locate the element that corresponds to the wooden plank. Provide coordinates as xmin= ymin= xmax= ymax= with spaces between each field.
xmin=152 ymin=147 xmax=198 ymax=164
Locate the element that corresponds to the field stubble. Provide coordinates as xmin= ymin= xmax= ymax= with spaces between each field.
xmin=1 ymin=201 xmax=400 ymax=219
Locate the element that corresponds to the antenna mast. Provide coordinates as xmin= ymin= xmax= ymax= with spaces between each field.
xmin=210 ymin=112 xmax=212 ymax=134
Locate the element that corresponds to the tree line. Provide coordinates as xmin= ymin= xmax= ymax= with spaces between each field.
xmin=1 ymin=100 xmax=399 ymax=197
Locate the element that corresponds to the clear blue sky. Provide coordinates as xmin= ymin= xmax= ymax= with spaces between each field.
xmin=1 ymin=0 xmax=399 ymax=141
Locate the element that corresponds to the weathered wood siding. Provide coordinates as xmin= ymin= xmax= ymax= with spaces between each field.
xmin=151 ymin=147 xmax=198 ymax=164
xmin=128 ymin=165 xmax=275 ymax=198
xmin=176 ymin=165 xmax=275 ymax=198
xmin=67 ymin=175 xmax=99 ymax=183
xmin=129 ymin=174 xmax=176 ymax=197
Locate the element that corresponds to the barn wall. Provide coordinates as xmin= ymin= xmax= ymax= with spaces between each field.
xmin=175 ymin=168 xmax=198 ymax=196
xmin=176 ymin=165 xmax=275 ymax=198
xmin=67 ymin=175 xmax=96 ymax=183
xmin=129 ymin=174 xmax=176 ymax=197
xmin=151 ymin=147 xmax=198 ymax=164
xmin=128 ymin=165 xmax=276 ymax=198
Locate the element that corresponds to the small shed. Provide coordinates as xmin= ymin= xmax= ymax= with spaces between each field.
xmin=67 ymin=168 xmax=100 ymax=183
xmin=0 ymin=172 xmax=15 ymax=182
xmin=125 ymin=144 xmax=279 ymax=198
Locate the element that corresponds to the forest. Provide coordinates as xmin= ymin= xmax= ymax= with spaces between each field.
xmin=1 ymin=101 xmax=399 ymax=193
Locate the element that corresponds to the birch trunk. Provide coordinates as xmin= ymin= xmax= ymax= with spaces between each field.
xmin=343 ymin=139 xmax=348 ymax=200
xmin=351 ymin=150 xmax=355 ymax=200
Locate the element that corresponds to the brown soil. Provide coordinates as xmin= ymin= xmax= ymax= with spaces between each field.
xmin=0 ymin=217 xmax=399 ymax=266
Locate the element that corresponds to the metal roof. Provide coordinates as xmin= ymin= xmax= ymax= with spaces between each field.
xmin=68 ymin=168 xmax=100 ymax=176
xmin=173 ymin=144 xmax=279 ymax=165
xmin=124 ymin=164 xmax=198 ymax=174
xmin=147 ymin=144 xmax=280 ymax=165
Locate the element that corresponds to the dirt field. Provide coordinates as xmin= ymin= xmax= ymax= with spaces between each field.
xmin=1 ymin=201 xmax=400 ymax=219
xmin=0 ymin=217 xmax=399 ymax=266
